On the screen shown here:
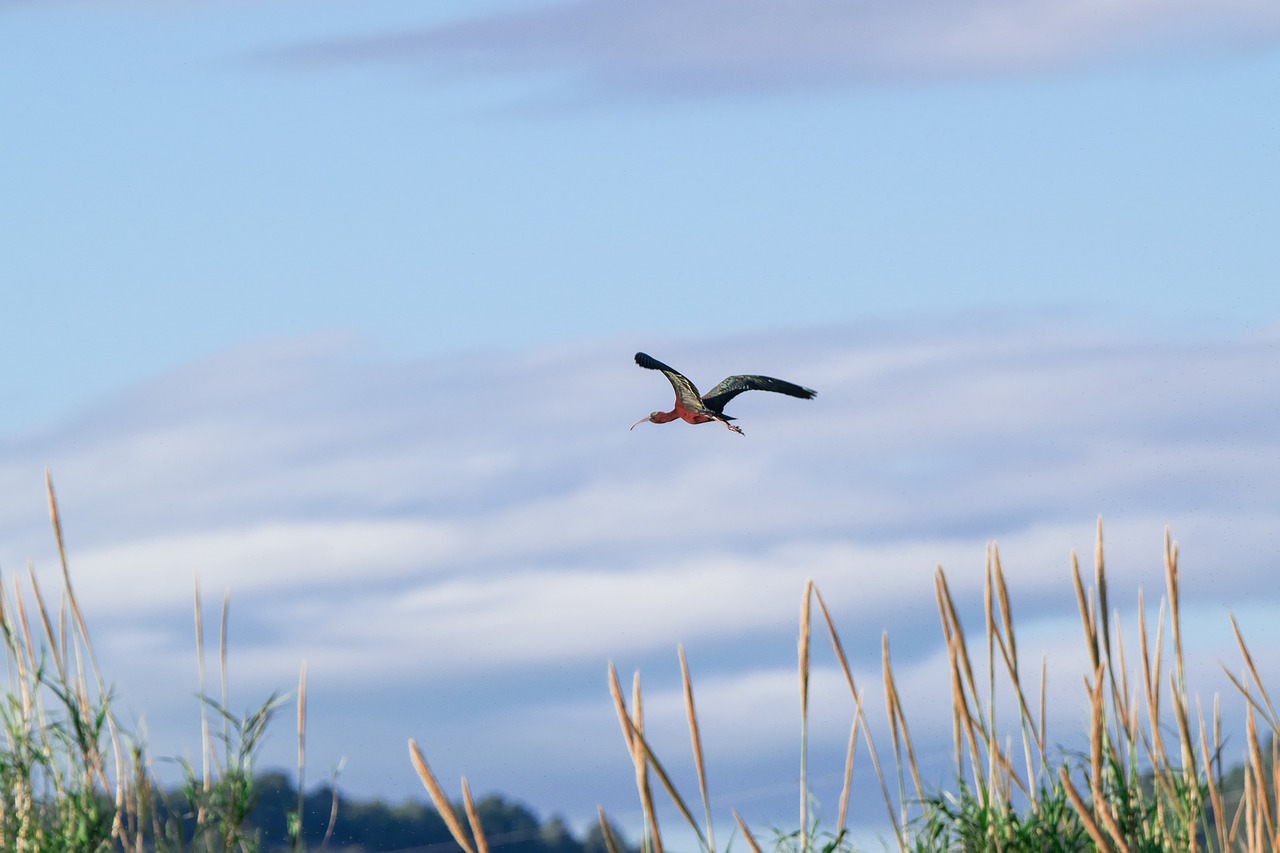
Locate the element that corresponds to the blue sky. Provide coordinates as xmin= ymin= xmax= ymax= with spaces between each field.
xmin=5 ymin=0 xmax=1279 ymax=432
xmin=3 ymin=0 xmax=1280 ymax=845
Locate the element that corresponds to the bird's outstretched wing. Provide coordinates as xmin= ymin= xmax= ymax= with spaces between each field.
xmin=635 ymin=352 xmax=705 ymax=410
xmin=701 ymin=374 xmax=817 ymax=415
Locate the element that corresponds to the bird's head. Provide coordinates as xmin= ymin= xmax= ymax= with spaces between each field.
xmin=629 ymin=412 xmax=663 ymax=430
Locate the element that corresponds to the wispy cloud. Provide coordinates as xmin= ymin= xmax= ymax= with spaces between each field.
xmin=285 ymin=0 xmax=1280 ymax=94
xmin=3 ymin=320 xmax=1279 ymax=829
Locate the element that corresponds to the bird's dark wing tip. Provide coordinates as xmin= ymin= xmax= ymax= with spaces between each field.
xmin=635 ymin=352 xmax=667 ymax=371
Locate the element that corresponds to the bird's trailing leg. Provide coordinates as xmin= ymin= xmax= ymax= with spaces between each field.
xmin=719 ymin=419 xmax=745 ymax=436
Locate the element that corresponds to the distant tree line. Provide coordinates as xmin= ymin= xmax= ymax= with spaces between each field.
xmin=241 ymin=771 xmax=636 ymax=853
xmin=159 ymin=746 xmax=1272 ymax=852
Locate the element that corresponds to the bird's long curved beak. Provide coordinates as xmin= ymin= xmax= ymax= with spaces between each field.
xmin=629 ymin=416 xmax=650 ymax=431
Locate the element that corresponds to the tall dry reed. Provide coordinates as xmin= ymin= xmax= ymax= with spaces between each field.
xmin=2 ymin=471 xmax=315 ymax=851
xmin=409 ymin=520 xmax=1279 ymax=852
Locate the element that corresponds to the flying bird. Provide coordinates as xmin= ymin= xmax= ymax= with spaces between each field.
xmin=630 ymin=352 xmax=816 ymax=436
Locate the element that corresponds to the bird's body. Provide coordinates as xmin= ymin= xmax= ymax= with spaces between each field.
xmin=630 ymin=352 xmax=816 ymax=436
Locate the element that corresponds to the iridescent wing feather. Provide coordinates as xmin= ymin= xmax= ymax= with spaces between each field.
xmin=634 ymin=352 xmax=706 ymax=412
xmin=701 ymin=374 xmax=816 ymax=415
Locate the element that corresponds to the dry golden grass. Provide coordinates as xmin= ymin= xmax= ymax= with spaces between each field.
xmin=1 ymin=472 xmax=318 ymax=851
xmin=410 ymin=520 xmax=1280 ymax=852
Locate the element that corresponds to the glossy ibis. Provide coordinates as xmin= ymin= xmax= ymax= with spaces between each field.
xmin=630 ymin=352 xmax=816 ymax=436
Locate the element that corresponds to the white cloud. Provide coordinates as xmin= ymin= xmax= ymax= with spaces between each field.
xmin=73 ymin=519 xmax=463 ymax=609
xmin=3 ymin=320 xmax=1280 ymax=833
xmin=289 ymin=0 xmax=1280 ymax=94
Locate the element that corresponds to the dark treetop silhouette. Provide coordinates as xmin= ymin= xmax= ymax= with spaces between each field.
xmin=630 ymin=352 xmax=817 ymax=436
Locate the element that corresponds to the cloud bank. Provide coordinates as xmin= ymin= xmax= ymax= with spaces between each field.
xmin=289 ymin=0 xmax=1280 ymax=93
xmin=2 ymin=319 xmax=1279 ymax=836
